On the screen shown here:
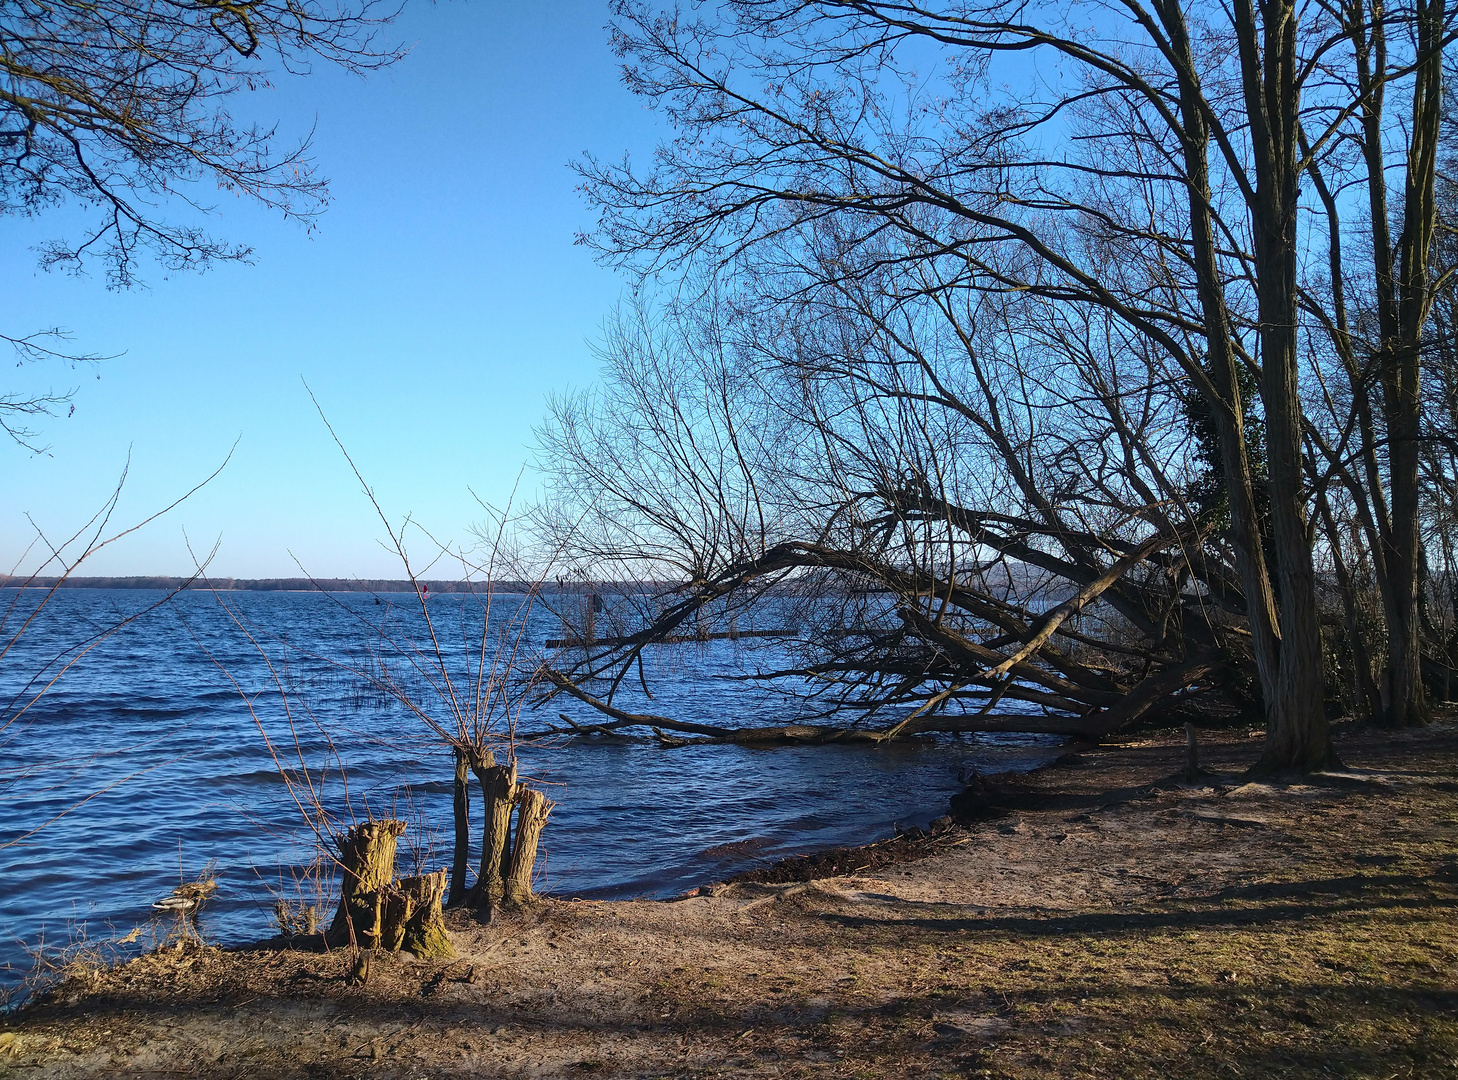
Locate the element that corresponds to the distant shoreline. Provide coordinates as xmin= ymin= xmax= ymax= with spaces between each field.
xmin=8 ymin=576 xmax=911 ymax=596
xmin=9 ymin=577 xmax=577 ymax=594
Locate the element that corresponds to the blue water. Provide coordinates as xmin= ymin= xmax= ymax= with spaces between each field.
xmin=0 ymin=589 xmax=1062 ymax=988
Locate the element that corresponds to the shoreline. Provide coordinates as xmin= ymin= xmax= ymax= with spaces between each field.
xmin=3 ymin=720 xmax=1456 ymax=1077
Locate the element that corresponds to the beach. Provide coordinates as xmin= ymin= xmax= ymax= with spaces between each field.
xmin=3 ymin=720 xmax=1456 ymax=1078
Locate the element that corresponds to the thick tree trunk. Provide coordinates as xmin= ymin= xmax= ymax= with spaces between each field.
xmin=1349 ymin=0 xmax=1441 ymax=730
xmin=1162 ymin=1 xmax=1305 ymax=769
xmin=1316 ymin=493 xmax=1384 ymax=719
xmin=379 ymin=869 xmax=453 ymax=959
xmin=448 ymin=747 xmax=470 ymax=906
xmin=1232 ymin=0 xmax=1335 ymax=774
xmin=326 ymin=819 xmax=406 ymax=950
xmin=469 ymin=759 xmax=516 ymax=918
xmin=504 ymin=787 xmax=553 ymax=906
xmin=1381 ymin=550 xmax=1430 ymax=727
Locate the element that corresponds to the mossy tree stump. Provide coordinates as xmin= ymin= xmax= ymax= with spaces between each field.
xmin=380 ymin=869 xmax=453 ymax=959
xmin=325 ymin=818 xmax=454 ymax=960
xmin=327 ymin=819 xmax=406 ymax=949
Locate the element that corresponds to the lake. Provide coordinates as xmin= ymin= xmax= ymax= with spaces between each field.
xmin=0 ymin=588 xmax=1063 ymax=991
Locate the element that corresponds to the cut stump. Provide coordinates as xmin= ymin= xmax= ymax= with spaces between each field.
xmin=326 ymin=819 xmax=406 ymax=950
xmin=386 ymin=869 xmax=453 ymax=959
xmin=505 ymin=787 xmax=554 ymax=906
xmin=470 ymin=761 xmax=517 ymax=918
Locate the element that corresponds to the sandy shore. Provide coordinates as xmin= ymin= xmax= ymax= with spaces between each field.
xmin=2 ymin=720 xmax=1456 ymax=1078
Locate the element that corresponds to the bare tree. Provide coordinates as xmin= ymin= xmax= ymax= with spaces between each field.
xmin=1 ymin=452 xmax=229 ymax=849
xmin=1 ymin=0 xmax=405 ymax=447
xmin=196 ymin=394 xmax=564 ymax=935
xmin=563 ymin=0 xmax=1456 ymax=771
xmin=1298 ymin=6 xmax=1451 ymax=728
xmin=534 ymin=290 xmax=1238 ymax=747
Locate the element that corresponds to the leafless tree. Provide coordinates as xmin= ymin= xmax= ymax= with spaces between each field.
xmin=1 ymin=0 xmax=405 ymax=447
xmin=555 ymin=0 xmax=1455 ymax=771
xmin=1 ymin=452 xmax=229 ymax=849
xmin=1296 ymin=12 xmax=1452 ymax=729
xmin=194 ymin=396 xmax=561 ymax=928
xmin=534 ymin=289 xmax=1238 ymax=747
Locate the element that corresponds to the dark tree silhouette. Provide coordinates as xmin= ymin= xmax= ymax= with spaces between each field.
xmin=0 ymin=0 xmax=404 ymax=446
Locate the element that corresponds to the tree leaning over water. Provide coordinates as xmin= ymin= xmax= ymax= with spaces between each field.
xmin=537 ymin=0 xmax=1455 ymax=772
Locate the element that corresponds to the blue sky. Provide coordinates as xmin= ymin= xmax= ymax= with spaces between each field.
xmin=2 ymin=2 xmax=660 ymax=578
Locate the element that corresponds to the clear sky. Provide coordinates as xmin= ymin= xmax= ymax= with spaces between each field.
xmin=2 ymin=1 xmax=659 ymax=579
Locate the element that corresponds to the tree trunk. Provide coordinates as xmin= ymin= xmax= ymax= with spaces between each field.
xmin=326 ymin=819 xmax=405 ymax=950
xmin=448 ymin=747 xmax=470 ymax=906
xmin=378 ymin=869 xmax=453 ymax=959
xmin=504 ymin=787 xmax=553 ymax=906
xmin=1233 ymin=0 xmax=1335 ymax=774
xmin=470 ymin=759 xmax=516 ymax=918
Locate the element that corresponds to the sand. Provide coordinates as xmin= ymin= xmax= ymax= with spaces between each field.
xmin=2 ymin=719 xmax=1456 ymax=1079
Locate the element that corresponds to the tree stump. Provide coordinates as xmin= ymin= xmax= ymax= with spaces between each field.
xmin=470 ymin=760 xmax=517 ymax=917
xmin=401 ymin=869 xmax=453 ymax=958
xmin=327 ymin=819 xmax=406 ymax=949
xmin=379 ymin=869 xmax=453 ymax=959
xmin=504 ymin=787 xmax=554 ymax=906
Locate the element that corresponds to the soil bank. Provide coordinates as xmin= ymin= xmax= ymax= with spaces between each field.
xmin=2 ymin=720 xmax=1456 ymax=1079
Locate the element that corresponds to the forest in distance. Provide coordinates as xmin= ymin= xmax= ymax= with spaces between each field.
xmin=16 ymin=578 xmax=645 ymax=594
xmin=5 ymin=1 xmax=1458 ymax=1075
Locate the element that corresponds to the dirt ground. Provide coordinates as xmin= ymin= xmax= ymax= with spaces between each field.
xmin=2 ymin=719 xmax=1456 ymax=1079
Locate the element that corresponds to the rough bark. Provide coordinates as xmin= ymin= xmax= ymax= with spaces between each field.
xmin=326 ymin=819 xmax=406 ymax=950
xmin=504 ymin=787 xmax=553 ymax=906
xmin=469 ymin=759 xmax=517 ymax=918
xmin=380 ymin=869 xmax=453 ymax=959
xmin=1226 ymin=0 xmax=1335 ymax=773
xmin=448 ymin=747 xmax=470 ymax=907
xmin=1377 ymin=0 xmax=1444 ymax=729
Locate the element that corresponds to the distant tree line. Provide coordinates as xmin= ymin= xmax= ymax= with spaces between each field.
xmin=18 ymin=577 xmax=658 ymax=596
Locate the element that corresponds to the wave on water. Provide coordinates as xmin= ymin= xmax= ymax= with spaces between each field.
xmin=0 ymin=589 xmax=1065 ymax=991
